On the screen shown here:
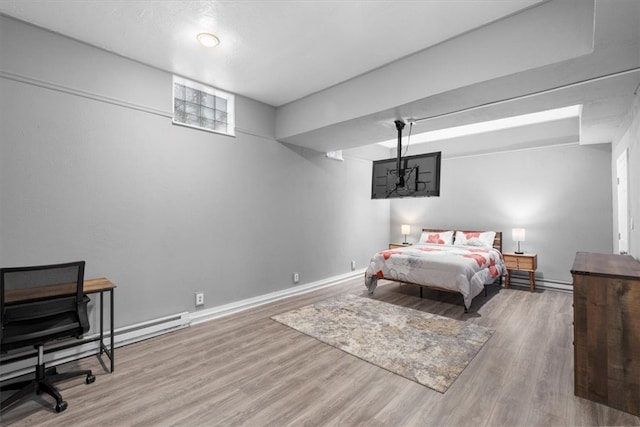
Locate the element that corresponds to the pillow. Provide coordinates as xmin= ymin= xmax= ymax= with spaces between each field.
xmin=418 ymin=230 xmax=454 ymax=245
xmin=454 ymin=230 xmax=496 ymax=248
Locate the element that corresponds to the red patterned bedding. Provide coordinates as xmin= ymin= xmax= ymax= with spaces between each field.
xmin=364 ymin=243 xmax=505 ymax=309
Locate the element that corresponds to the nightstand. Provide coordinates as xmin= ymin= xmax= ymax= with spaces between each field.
xmin=389 ymin=243 xmax=411 ymax=249
xmin=503 ymin=253 xmax=538 ymax=292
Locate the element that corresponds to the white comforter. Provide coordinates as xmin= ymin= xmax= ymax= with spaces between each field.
xmin=364 ymin=243 xmax=505 ymax=309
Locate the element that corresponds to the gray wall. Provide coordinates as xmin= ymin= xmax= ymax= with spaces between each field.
xmin=0 ymin=16 xmax=390 ymax=327
xmin=389 ymin=143 xmax=613 ymax=284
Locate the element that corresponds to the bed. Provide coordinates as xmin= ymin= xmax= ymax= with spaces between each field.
xmin=364 ymin=229 xmax=505 ymax=312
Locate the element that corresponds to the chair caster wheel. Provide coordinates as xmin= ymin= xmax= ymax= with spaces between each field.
xmin=86 ymin=374 xmax=96 ymax=384
xmin=55 ymin=401 xmax=68 ymax=413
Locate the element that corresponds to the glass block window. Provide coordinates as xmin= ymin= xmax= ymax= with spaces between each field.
xmin=173 ymin=76 xmax=235 ymax=136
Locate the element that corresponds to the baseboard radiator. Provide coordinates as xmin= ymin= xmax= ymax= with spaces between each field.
xmin=0 ymin=312 xmax=190 ymax=382
xmin=507 ymin=273 xmax=573 ymax=291
xmin=1 ymin=270 xmax=364 ymax=381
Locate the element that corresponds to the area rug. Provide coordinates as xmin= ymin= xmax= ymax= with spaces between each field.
xmin=271 ymin=294 xmax=494 ymax=393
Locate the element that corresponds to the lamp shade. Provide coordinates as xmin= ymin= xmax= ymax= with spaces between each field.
xmin=512 ymin=228 xmax=526 ymax=242
xmin=401 ymin=224 xmax=411 ymax=235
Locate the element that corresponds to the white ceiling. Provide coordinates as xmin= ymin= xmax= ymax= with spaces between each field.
xmin=0 ymin=0 xmax=543 ymax=107
xmin=1 ymin=0 xmax=639 ymax=156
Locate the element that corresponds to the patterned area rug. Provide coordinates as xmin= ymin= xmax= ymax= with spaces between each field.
xmin=271 ymin=294 xmax=494 ymax=393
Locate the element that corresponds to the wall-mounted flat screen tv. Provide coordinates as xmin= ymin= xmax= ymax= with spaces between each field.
xmin=371 ymin=151 xmax=441 ymax=199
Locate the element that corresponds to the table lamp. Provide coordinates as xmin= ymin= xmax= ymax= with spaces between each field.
xmin=401 ymin=224 xmax=410 ymax=244
xmin=512 ymin=228 xmax=525 ymax=254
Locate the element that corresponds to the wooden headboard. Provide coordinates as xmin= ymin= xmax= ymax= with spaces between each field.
xmin=421 ymin=228 xmax=502 ymax=252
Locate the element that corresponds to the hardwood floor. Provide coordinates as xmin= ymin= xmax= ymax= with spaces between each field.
xmin=2 ymin=278 xmax=639 ymax=426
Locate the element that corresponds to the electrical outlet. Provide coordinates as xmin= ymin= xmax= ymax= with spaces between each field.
xmin=195 ymin=292 xmax=204 ymax=306
xmin=293 ymin=272 xmax=300 ymax=283
xmin=351 ymin=260 xmax=356 ymax=270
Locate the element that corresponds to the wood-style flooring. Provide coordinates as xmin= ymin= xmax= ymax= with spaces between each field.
xmin=2 ymin=278 xmax=639 ymax=426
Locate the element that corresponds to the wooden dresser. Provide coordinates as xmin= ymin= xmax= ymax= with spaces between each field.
xmin=571 ymin=252 xmax=640 ymax=416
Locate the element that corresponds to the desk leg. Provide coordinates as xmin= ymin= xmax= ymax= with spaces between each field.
xmin=99 ymin=292 xmax=104 ymax=355
xmin=110 ymin=289 xmax=114 ymax=373
xmin=98 ymin=290 xmax=115 ymax=372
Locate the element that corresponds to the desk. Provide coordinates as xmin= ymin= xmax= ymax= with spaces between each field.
xmin=3 ymin=278 xmax=116 ymax=373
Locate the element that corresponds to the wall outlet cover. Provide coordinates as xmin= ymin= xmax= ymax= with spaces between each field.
xmin=195 ymin=292 xmax=204 ymax=306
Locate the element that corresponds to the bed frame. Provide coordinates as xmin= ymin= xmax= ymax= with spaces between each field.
xmin=387 ymin=228 xmax=503 ymax=313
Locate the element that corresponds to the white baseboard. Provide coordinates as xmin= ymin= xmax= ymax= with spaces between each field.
xmin=189 ymin=269 xmax=365 ymax=325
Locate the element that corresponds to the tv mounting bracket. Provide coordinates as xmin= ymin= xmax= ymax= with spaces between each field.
xmin=394 ymin=119 xmax=406 ymax=187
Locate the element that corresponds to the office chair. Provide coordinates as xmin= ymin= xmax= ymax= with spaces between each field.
xmin=1 ymin=261 xmax=95 ymax=414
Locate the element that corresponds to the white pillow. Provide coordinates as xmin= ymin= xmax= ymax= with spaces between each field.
xmin=419 ymin=230 xmax=454 ymax=245
xmin=454 ymin=230 xmax=496 ymax=248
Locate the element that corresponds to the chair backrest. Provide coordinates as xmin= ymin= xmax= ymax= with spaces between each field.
xmin=1 ymin=261 xmax=88 ymax=350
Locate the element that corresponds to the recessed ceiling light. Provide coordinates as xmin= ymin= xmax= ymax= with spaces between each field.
xmin=197 ymin=32 xmax=220 ymax=48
